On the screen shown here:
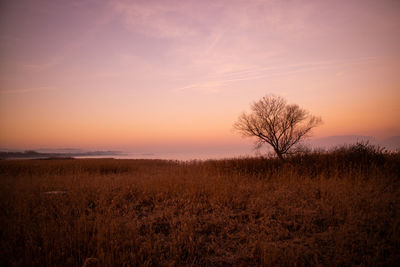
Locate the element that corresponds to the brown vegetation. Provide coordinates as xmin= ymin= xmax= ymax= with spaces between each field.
xmin=0 ymin=144 xmax=399 ymax=266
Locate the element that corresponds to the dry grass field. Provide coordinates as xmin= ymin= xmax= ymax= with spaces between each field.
xmin=0 ymin=144 xmax=399 ymax=266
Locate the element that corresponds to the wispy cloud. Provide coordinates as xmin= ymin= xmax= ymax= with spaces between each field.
xmin=174 ymin=81 xmax=225 ymax=94
xmin=109 ymin=0 xmax=208 ymax=39
xmin=174 ymin=57 xmax=378 ymax=93
xmin=0 ymin=86 xmax=57 ymax=95
xmin=108 ymin=0 xmax=312 ymax=41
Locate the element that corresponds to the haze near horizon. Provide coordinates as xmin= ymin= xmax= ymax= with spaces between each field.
xmin=1 ymin=0 xmax=399 ymax=154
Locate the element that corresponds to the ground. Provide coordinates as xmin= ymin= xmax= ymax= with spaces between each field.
xmin=0 ymin=148 xmax=399 ymax=266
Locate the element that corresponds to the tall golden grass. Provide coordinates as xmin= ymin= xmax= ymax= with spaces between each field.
xmin=0 ymin=144 xmax=399 ymax=266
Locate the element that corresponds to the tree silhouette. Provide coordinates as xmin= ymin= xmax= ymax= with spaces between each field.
xmin=234 ymin=95 xmax=322 ymax=160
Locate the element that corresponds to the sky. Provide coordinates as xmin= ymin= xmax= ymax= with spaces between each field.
xmin=0 ymin=0 xmax=399 ymax=154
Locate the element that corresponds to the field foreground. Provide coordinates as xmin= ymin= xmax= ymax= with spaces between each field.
xmin=1 ymin=148 xmax=399 ymax=266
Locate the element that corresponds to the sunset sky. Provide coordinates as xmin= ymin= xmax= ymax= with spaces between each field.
xmin=1 ymin=0 xmax=399 ymax=155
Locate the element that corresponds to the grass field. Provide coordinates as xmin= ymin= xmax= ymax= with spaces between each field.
xmin=1 ymin=144 xmax=399 ymax=266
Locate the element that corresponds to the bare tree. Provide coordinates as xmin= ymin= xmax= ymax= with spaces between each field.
xmin=234 ymin=95 xmax=322 ymax=160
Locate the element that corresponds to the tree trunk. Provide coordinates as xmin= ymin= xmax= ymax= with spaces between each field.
xmin=274 ymin=149 xmax=284 ymax=160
